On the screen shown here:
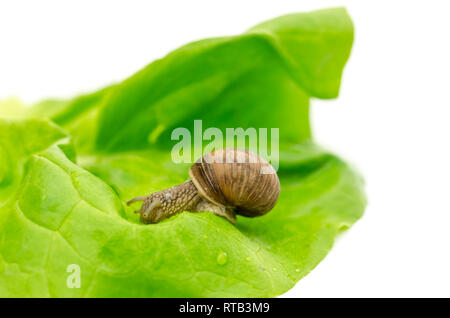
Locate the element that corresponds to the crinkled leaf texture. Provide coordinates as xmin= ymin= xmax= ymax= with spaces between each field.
xmin=0 ymin=7 xmax=366 ymax=297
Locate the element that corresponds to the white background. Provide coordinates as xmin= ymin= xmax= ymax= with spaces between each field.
xmin=1 ymin=0 xmax=449 ymax=297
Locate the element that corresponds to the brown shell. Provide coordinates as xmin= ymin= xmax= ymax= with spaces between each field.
xmin=189 ymin=148 xmax=280 ymax=217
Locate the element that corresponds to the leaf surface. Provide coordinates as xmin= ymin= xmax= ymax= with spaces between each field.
xmin=0 ymin=8 xmax=365 ymax=297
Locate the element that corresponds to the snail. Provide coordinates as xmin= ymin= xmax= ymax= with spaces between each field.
xmin=127 ymin=148 xmax=280 ymax=224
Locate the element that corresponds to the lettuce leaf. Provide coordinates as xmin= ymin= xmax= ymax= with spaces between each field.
xmin=0 ymin=7 xmax=365 ymax=297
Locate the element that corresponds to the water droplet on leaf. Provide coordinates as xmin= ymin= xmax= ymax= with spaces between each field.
xmin=216 ymin=251 xmax=227 ymax=265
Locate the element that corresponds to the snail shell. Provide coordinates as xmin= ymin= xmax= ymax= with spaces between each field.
xmin=189 ymin=148 xmax=280 ymax=217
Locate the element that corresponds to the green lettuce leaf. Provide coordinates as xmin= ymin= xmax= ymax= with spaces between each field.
xmin=0 ymin=7 xmax=365 ymax=297
xmin=94 ymin=8 xmax=353 ymax=152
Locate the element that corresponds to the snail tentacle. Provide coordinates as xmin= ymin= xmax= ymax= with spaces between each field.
xmin=126 ymin=196 xmax=147 ymax=206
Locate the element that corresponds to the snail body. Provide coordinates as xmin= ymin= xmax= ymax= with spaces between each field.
xmin=127 ymin=148 xmax=280 ymax=224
